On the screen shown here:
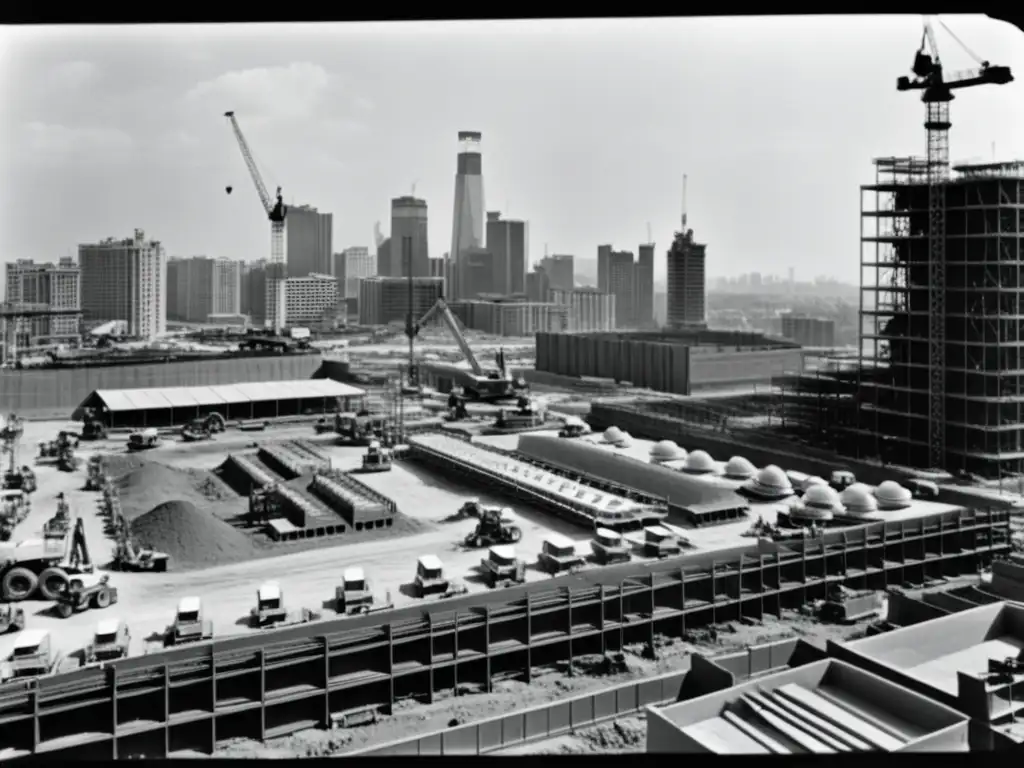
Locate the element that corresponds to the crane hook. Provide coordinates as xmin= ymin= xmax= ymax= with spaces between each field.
xmin=225 ymin=185 xmax=233 ymax=195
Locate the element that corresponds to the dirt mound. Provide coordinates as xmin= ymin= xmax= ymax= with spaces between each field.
xmin=113 ymin=459 xmax=237 ymax=522
xmin=130 ymin=500 xmax=256 ymax=568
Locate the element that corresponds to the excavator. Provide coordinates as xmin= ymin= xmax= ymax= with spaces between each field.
xmin=112 ymin=527 xmax=170 ymax=573
xmin=409 ymin=298 xmax=527 ymax=402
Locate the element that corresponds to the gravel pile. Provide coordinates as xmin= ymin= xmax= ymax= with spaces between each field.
xmin=130 ymin=500 xmax=256 ymax=568
xmin=114 ymin=460 xmax=236 ymax=521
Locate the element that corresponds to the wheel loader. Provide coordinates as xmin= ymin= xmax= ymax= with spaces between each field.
xmin=112 ymin=536 xmax=170 ymax=572
xmin=53 ymin=573 xmax=119 ymax=619
xmin=463 ymin=506 xmax=523 ymax=548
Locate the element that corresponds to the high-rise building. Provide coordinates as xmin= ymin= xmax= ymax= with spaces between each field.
xmin=166 ymin=257 xmax=240 ymax=322
xmin=167 ymin=258 xmax=182 ymax=321
xmin=376 ymin=237 xmax=392 ymax=278
xmin=550 ymin=288 xmax=616 ymax=332
xmin=213 ymin=259 xmax=241 ymax=317
xmin=635 ymin=244 xmax=655 ymax=328
xmin=462 ymin=248 xmax=495 ymax=299
xmin=450 ymin=131 xmax=486 ymax=298
xmin=597 ymin=246 xmax=647 ymax=329
xmin=286 ymin=204 xmax=333 ymax=278
xmin=283 ymin=273 xmax=338 ymax=326
xmin=388 ymin=197 xmax=429 ymax=277
xmin=781 ymin=313 xmax=836 ymax=347
xmin=666 ymin=229 xmax=707 ymax=329
xmin=486 ymin=212 xmax=528 ymax=296
xmin=526 ymin=265 xmax=551 ymax=303
xmin=332 ymin=247 xmax=376 ymax=300
xmin=3 ymin=257 xmax=81 ymax=342
xmin=240 ymin=260 xmax=269 ymax=325
xmin=358 ymin=277 xmax=444 ymax=326
xmin=540 ymin=254 xmax=574 ymax=291
xmin=79 ymin=229 xmax=166 ymax=340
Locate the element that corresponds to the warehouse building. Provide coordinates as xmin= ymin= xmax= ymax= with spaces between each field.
xmin=534 ymin=329 xmax=801 ymax=395
xmin=75 ymin=379 xmax=365 ymax=429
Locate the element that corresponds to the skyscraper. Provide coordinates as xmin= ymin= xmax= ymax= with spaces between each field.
xmin=486 ymin=212 xmax=528 ymax=296
xmin=286 ymin=204 xmax=333 ymax=278
xmin=635 ymin=243 xmax=655 ymax=328
xmin=79 ymin=229 xmax=166 ymax=340
xmin=389 ymin=197 xmax=429 ymax=277
xmin=332 ymin=246 xmax=376 ymax=299
xmin=450 ymin=131 xmax=486 ymax=298
xmin=666 ymin=229 xmax=707 ymax=329
xmin=166 ymin=257 xmax=240 ymax=322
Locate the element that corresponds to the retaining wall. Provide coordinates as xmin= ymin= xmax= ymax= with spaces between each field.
xmin=2 ymin=355 xmax=324 ymax=419
xmin=0 ymin=509 xmax=1007 ymax=760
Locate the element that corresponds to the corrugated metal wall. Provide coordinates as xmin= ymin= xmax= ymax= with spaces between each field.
xmin=1 ymin=355 xmax=324 ymax=418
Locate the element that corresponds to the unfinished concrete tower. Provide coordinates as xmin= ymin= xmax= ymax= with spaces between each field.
xmin=858 ymin=158 xmax=1024 ymax=476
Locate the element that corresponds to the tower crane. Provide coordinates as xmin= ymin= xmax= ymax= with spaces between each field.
xmin=896 ymin=17 xmax=1013 ymax=469
xmin=224 ymin=111 xmax=289 ymax=333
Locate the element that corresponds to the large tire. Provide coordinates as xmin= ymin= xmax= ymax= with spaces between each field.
xmin=2 ymin=567 xmax=38 ymax=601
xmin=507 ymin=526 xmax=523 ymax=543
xmin=38 ymin=568 xmax=70 ymax=600
xmin=207 ymin=413 xmax=226 ymax=433
xmin=93 ymin=588 xmax=112 ymax=609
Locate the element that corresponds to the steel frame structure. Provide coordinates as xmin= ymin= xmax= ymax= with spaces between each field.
xmin=0 ymin=509 xmax=1008 ymax=760
xmin=857 ymin=160 xmax=1024 ymax=476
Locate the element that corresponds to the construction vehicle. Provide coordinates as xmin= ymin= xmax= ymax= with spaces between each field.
xmin=0 ymin=517 xmax=93 ymax=601
xmin=445 ymin=392 xmax=470 ymax=422
xmin=85 ymin=456 xmax=105 ymax=491
xmin=313 ymin=417 xmax=335 ymax=434
xmin=181 ymin=419 xmax=213 ymax=442
xmin=53 ymin=573 xmax=119 ymax=619
xmin=741 ymin=515 xmax=810 ymax=542
xmin=0 ymin=490 xmax=30 ymax=542
xmin=248 ymin=582 xmax=320 ymax=629
xmin=79 ymin=408 xmax=108 ymax=441
xmin=248 ymin=484 xmax=280 ymax=524
xmin=903 ymin=478 xmax=940 ymax=499
xmin=85 ymin=618 xmax=131 ymax=663
xmin=897 ymin=18 xmax=1013 ymax=470
xmin=412 ymin=555 xmax=467 ymax=599
xmin=558 ymin=416 xmax=590 ymax=439
xmin=590 ymin=527 xmax=632 ymax=565
xmin=2 ymin=415 xmax=36 ymax=494
xmin=817 ymin=585 xmax=884 ymax=624
xmin=335 ymin=411 xmax=392 ymax=445
xmin=492 ymin=396 xmax=548 ymax=431
xmin=164 ymin=596 xmax=214 ymax=646
xmin=127 ymin=428 xmax=160 ymax=452
xmin=829 ymin=470 xmax=856 ymax=492
xmin=225 ymin=110 xmax=288 ymax=334
xmin=0 ymin=604 xmax=25 ymax=634
xmin=43 ymin=493 xmax=72 ymax=537
xmin=410 ymin=299 xmax=527 ymax=402
xmin=2 ymin=629 xmax=78 ymax=681
xmin=36 ymin=440 xmax=61 ymax=464
xmin=463 ymin=506 xmax=523 ymax=548
xmin=335 ymin=567 xmax=376 ymax=615
xmin=112 ymin=534 xmax=170 ymax=573
xmin=642 ymin=526 xmax=684 ymax=559
xmin=538 ymin=534 xmax=586 ymax=575
xmin=480 ymin=545 xmax=527 ymax=589
xmin=360 ymin=440 xmax=393 ymax=473
xmin=56 ymin=443 xmax=80 ymax=472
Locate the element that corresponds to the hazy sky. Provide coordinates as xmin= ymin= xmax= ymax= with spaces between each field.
xmin=0 ymin=16 xmax=1021 ymax=291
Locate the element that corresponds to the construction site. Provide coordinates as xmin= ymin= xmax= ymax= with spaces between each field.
xmin=0 ymin=15 xmax=1020 ymax=761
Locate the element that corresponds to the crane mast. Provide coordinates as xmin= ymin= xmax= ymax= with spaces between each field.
xmin=896 ymin=17 xmax=1013 ymax=469
xmin=224 ymin=111 xmax=288 ymax=333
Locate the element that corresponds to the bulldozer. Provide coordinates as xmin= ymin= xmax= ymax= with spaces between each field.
xmin=480 ymin=545 xmax=527 ymax=589
xmin=463 ymin=506 xmax=523 ymax=548
xmin=360 ymin=440 xmax=393 ymax=473
xmin=249 ymin=582 xmax=320 ymax=629
xmin=164 ymin=596 xmax=213 ymax=646
xmin=2 ymin=629 xmax=79 ymax=681
xmin=53 ymin=573 xmax=119 ymax=619
xmin=412 ymin=555 xmax=467 ymax=599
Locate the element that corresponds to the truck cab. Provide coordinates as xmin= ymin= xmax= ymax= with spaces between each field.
xmin=167 ymin=596 xmax=213 ymax=646
xmin=414 ymin=555 xmax=449 ymax=597
xmin=8 ymin=629 xmax=54 ymax=678
xmin=481 ymin=545 xmax=526 ymax=588
xmin=538 ymin=534 xmax=586 ymax=575
xmin=337 ymin=567 xmax=373 ymax=615
xmin=87 ymin=618 xmax=131 ymax=663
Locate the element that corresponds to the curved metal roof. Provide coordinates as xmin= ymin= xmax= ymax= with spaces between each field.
xmin=86 ymin=379 xmax=365 ymax=413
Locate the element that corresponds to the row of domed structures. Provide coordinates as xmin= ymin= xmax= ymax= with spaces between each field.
xmin=599 ymin=427 xmax=916 ymax=523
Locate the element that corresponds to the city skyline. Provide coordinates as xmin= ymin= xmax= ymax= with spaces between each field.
xmin=0 ymin=17 xmax=1020 ymax=296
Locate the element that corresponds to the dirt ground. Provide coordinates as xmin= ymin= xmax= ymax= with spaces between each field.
xmin=210 ymin=610 xmax=875 ymax=758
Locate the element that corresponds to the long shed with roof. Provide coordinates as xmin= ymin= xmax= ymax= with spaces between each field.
xmin=75 ymin=379 xmax=366 ymax=429
xmin=516 ymin=433 xmax=749 ymax=526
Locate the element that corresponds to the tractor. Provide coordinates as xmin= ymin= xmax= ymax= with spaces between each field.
xmin=360 ymin=440 xmax=393 ymax=473
xmin=480 ymin=545 xmax=526 ymax=588
xmin=164 ymin=596 xmax=213 ymax=646
xmin=463 ymin=506 xmax=523 ymax=548
xmin=85 ymin=618 xmax=131 ymax=663
xmin=53 ymin=573 xmax=119 ymax=619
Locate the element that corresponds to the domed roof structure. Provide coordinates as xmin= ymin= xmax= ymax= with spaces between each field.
xmin=724 ymin=455 xmax=756 ymax=480
xmin=741 ymin=464 xmax=794 ymax=500
xmin=613 ymin=431 xmax=634 ymax=448
xmin=875 ymin=480 xmax=913 ymax=510
xmin=602 ymin=426 xmax=624 ymax=444
xmin=649 ymin=440 xmax=685 ymax=462
xmin=801 ymin=476 xmax=827 ymax=491
xmin=802 ymin=484 xmax=842 ymax=511
xmin=840 ymin=483 xmax=878 ymax=515
xmin=682 ymin=449 xmax=716 ymax=474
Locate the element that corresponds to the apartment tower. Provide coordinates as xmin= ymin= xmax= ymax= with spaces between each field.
xmin=79 ymin=229 xmax=166 ymax=340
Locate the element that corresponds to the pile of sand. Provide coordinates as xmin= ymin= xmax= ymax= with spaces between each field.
xmin=113 ymin=460 xmax=237 ymax=522
xmin=130 ymin=500 xmax=256 ymax=568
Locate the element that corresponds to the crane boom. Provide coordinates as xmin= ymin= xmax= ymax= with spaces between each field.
xmin=224 ymin=111 xmax=287 ymax=224
xmin=417 ymin=299 xmax=484 ymax=376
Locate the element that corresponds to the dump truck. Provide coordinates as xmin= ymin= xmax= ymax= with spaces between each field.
xmin=335 ymin=567 xmax=376 ymax=615
xmin=360 ymin=440 xmax=393 ymax=473
xmin=249 ymin=581 xmax=320 ymax=629
xmin=85 ymin=618 xmax=131 ymax=663
xmin=642 ymin=526 xmax=683 ymax=559
xmin=164 ymin=596 xmax=214 ymax=646
xmin=558 ymin=416 xmax=590 ymax=439
xmin=0 ymin=517 xmax=93 ymax=601
xmin=590 ymin=527 xmax=632 ymax=565
xmin=53 ymin=573 xmax=119 ymax=619
xmin=412 ymin=555 xmax=467 ymax=599
xmin=817 ymin=585 xmax=884 ymax=624
xmin=1 ymin=629 xmax=78 ymax=681
xmin=127 ymin=428 xmax=160 ymax=452
xmin=463 ymin=506 xmax=523 ymax=548
xmin=0 ymin=603 xmax=25 ymax=634
xmin=538 ymin=534 xmax=586 ymax=575
xmin=480 ymin=545 xmax=527 ymax=588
